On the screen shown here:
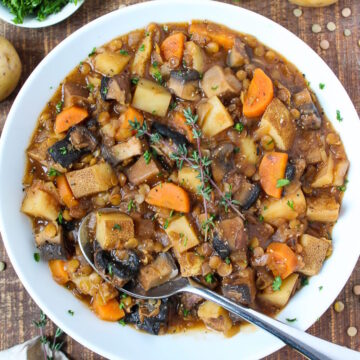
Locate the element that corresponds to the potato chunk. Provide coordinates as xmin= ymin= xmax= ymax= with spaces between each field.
xmin=257 ymin=273 xmax=299 ymax=308
xmin=238 ymin=137 xmax=259 ymax=165
xmin=200 ymin=96 xmax=234 ymax=137
xmin=311 ymin=155 xmax=334 ymax=188
xmin=257 ymin=98 xmax=295 ymax=150
xmin=184 ymin=41 xmax=205 ymax=73
xmin=165 ymin=216 xmax=200 ymax=254
xmin=198 ymin=301 xmax=232 ymax=333
xmin=261 ymin=189 xmax=306 ymax=226
xmin=95 ymin=212 xmax=134 ymax=250
xmin=132 ymin=78 xmax=171 ymax=117
xmin=138 ymin=253 xmax=178 ymax=291
xmin=126 ymin=156 xmax=160 ymax=185
xmin=21 ymin=184 xmax=60 ymax=221
xmin=333 ymin=159 xmax=349 ymax=186
xmin=178 ymin=167 xmax=202 ymax=194
xmin=66 ymin=162 xmax=117 ymax=198
xmin=131 ymin=33 xmax=152 ymax=77
xmin=299 ymin=234 xmax=330 ymax=276
xmin=111 ymin=136 xmax=142 ymax=162
xmin=306 ymin=195 xmax=339 ymax=222
xmin=178 ymin=251 xmax=203 ymax=277
xmin=94 ymin=52 xmax=130 ymax=76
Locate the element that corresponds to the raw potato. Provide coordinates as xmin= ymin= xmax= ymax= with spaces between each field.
xmin=198 ymin=301 xmax=233 ymax=332
xmin=0 ymin=36 xmax=22 ymax=101
xmin=257 ymin=273 xmax=299 ymax=308
xmin=132 ymin=78 xmax=171 ymax=117
xmin=94 ymin=52 xmax=130 ymax=76
xmin=289 ymin=0 xmax=338 ymax=7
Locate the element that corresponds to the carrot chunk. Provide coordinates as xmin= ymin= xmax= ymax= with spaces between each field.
xmin=115 ymin=106 xmax=144 ymax=141
xmin=56 ymin=175 xmax=79 ymax=208
xmin=243 ymin=68 xmax=274 ymax=118
xmin=266 ymin=242 xmax=298 ymax=279
xmin=92 ymin=294 xmax=125 ymax=321
xmin=161 ymin=32 xmax=186 ymax=62
xmin=145 ymin=182 xmax=190 ymax=213
xmin=49 ymin=260 xmax=70 ymax=285
xmin=172 ymin=112 xmax=194 ymax=143
xmin=55 ymin=106 xmax=88 ymax=133
xmin=259 ymin=152 xmax=288 ymax=198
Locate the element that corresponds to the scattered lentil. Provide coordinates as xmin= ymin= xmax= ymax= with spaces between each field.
xmin=312 ymin=24 xmax=322 ymax=34
xmin=353 ymin=284 xmax=360 ymax=296
xmin=0 ymin=261 xmax=5 ymax=272
xmin=293 ymin=8 xmax=302 ymax=18
xmin=320 ymin=39 xmax=329 ymax=50
xmin=334 ymin=301 xmax=344 ymax=313
xmin=358 ymin=40 xmax=360 ymax=47
xmin=341 ymin=7 xmax=351 ymax=18
xmin=347 ymin=327 xmax=357 ymax=337
xmin=326 ymin=22 xmax=336 ymax=32
xmin=344 ymin=29 xmax=351 ymax=37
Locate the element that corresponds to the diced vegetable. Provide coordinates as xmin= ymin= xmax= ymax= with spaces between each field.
xmin=111 ymin=136 xmax=142 ymax=162
xmin=65 ymin=162 xmax=117 ymax=198
xmin=92 ymin=294 xmax=125 ymax=321
xmin=132 ymin=78 xmax=172 ymax=117
xmin=94 ymin=52 xmax=130 ymax=76
xmin=116 ymin=106 xmax=144 ymax=141
xmin=333 ymin=159 xmax=349 ymax=186
xmin=299 ymin=234 xmax=330 ymax=276
xmin=218 ymin=217 xmax=247 ymax=251
xmin=126 ymin=156 xmax=161 ymax=185
xmin=178 ymin=251 xmax=203 ymax=277
xmin=165 ymin=216 xmax=200 ymax=253
xmin=197 ymin=301 xmax=233 ymax=332
xmin=311 ymin=155 xmax=334 ymax=188
xmin=184 ymin=41 xmax=205 ymax=73
xmin=95 ymin=212 xmax=135 ymax=250
xmin=161 ymin=32 xmax=186 ymax=63
xmin=239 ymin=137 xmax=259 ymax=165
xmin=172 ymin=112 xmax=194 ymax=142
xmin=55 ymin=106 xmax=88 ymax=134
xmin=257 ymin=273 xmax=299 ymax=308
xmin=306 ymin=195 xmax=339 ymax=222
xmin=259 ymin=152 xmax=288 ymax=198
xmin=167 ymin=69 xmax=200 ymax=102
xmin=131 ymin=33 xmax=152 ymax=77
xmin=49 ymin=259 xmax=70 ymax=285
xmin=178 ymin=167 xmax=202 ymax=194
xmin=200 ymin=96 xmax=234 ymax=137
xmin=243 ymin=68 xmax=274 ymax=118
xmin=71 ymin=272 xmax=102 ymax=297
xmin=227 ymin=38 xmax=249 ymax=68
xmin=261 ymin=189 xmax=306 ymax=225
xmin=56 ymin=175 xmax=79 ymax=208
xmin=266 ymin=242 xmax=298 ymax=279
xmin=257 ymin=98 xmax=295 ymax=150
xmin=146 ymin=183 xmax=190 ymax=213
xmin=63 ymin=82 xmax=89 ymax=108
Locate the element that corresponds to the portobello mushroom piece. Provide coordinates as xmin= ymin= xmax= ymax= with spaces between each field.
xmin=151 ymin=122 xmax=189 ymax=147
xmin=125 ymin=299 xmax=170 ymax=335
xmin=227 ymin=38 xmax=249 ymax=68
xmin=167 ymin=69 xmax=201 ymax=101
xmin=285 ymin=163 xmax=296 ymax=181
xmin=233 ymin=182 xmax=261 ymax=211
xmin=94 ymin=249 xmax=140 ymax=288
xmin=100 ymin=71 xmax=131 ymax=104
xmin=221 ymin=268 xmax=256 ymax=306
xmin=211 ymin=143 xmax=234 ymax=183
xmin=69 ymin=126 xmax=98 ymax=152
xmin=293 ymin=89 xmax=322 ymax=130
xmin=212 ymin=233 xmax=231 ymax=260
xmin=63 ymin=82 xmax=89 ymax=108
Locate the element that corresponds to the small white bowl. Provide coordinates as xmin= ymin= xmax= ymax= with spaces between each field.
xmin=0 ymin=1 xmax=359 ymax=359
xmin=0 ymin=0 xmax=84 ymax=28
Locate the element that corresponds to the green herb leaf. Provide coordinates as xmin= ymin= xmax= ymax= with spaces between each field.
xmin=319 ymin=285 xmax=323 ymax=291
xmin=86 ymin=83 xmax=94 ymax=93
xmin=127 ymin=199 xmax=136 ymax=213
xmin=55 ymin=328 xmax=63 ymax=338
xmin=234 ymin=122 xmax=244 ymax=133
xmin=205 ymin=273 xmax=214 ymax=284
xmin=164 ymin=219 xmax=169 ymax=230
xmin=225 ymin=257 xmax=231 ymax=265
xmin=59 ymin=146 xmax=67 ymax=155
xmin=286 ymin=318 xmax=297 ymax=322
xmin=118 ymin=319 xmax=126 ymax=326
xmin=131 ymin=77 xmax=139 ymax=85
xmin=55 ymin=101 xmax=63 ymax=114
xmin=337 ymin=179 xmax=348 ymax=192
xmin=139 ymin=44 xmax=145 ymax=52
xmin=287 ymin=200 xmax=295 ymax=210
xmin=183 ymin=308 xmax=190 ymax=317
xmin=120 ymin=49 xmax=129 ymax=55
xmin=68 ymin=310 xmax=74 ymax=316
xmin=119 ymin=302 xmax=125 ymax=309
xmin=88 ymin=47 xmax=96 ymax=57
xmin=108 ymin=264 xmax=113 ymax=276
xmin=336 ymin=110 xmax=343 ymax=122
xmin=301 ymin=277 xmax=309 ymax=286
xmin=57 ymin=211 xmax=63 ymax=224
xmin=112 ymin=224 xmax=122 ymax=231
xmin=276 ymin=178 xmax=290 ymax=188
xmin=272 ymin=276 xmax=282 ymax=291
xmin=33 ymin=252 xmax=40 ymax=262
xmin=258 ymin=215 xmax=264 ymax=222
xmin=319 ymin=83 xmax=325 ymax=90
xmin=143 ymin=150 xmax=152 ymax=164
xmin=48 ymin=168 xmax=60 ymax=177
xmin=153 ymin=70 xmax=163 ymax=84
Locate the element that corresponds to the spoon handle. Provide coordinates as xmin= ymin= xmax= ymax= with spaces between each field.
xmin=185 ymin=282 xmax=360 ymax=360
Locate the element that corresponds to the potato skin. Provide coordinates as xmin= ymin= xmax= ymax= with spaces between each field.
xmin=0 ymin=36 xmax=22 ymax=101
xmin=289 ymin=0 xmax=337 ymax=7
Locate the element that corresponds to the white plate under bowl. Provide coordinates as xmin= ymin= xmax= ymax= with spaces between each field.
xmin=0 ymin=0 xmax=84 ymax=28
xmin=0 ymin=1 xmax=359 ymax=359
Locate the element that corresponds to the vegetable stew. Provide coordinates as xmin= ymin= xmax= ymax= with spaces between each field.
xmin=21 ymin=21 xmax=349 ymax=336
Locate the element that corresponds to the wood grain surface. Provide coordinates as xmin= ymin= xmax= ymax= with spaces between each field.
xmin=0 ymin=1 xmax=359 ymax=359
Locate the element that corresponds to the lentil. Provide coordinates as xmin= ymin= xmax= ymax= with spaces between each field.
xmin=341 ymin=7 xmax=351 ymax=18
xmin=347 ymin=327 xmax=357 ymax=337
xmin=334 ymin=301 xmax=344 ymax=312
xmin=353 ymin=285 xmax=360 ymax=296
xmin=344 ymin=29 xmax=351 ymax=37
xmin=312 ymin=24 xmax=321 ymax=34
xmin=320 ymin=39 xmax=329 ymax=50
xmin=0 ymin=261 xmax=5 ymax=272
xmin=293 ymin=8 xmax=302 ymax=18
xmin=326 ymin=22 xmax=336 ymax=32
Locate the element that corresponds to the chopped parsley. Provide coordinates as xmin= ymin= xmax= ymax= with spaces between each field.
xmin=143 ymin=150 xmax=152 ymax=164
xmin=153 ymin=70 xmax=163 ymax=84
xmin=88 ymin=47 xmax=96 ymax=57
xmin=164 ymin=219 xmax=169 ymax=230
xmin=108 ymin=264 xmax=113 ymax=276
xmin=55 ymin=101 xmax=63 ymax=114
xmin=118 ymin=319 xmax=126 ymax=326
xmin=127 ymin=199 xmax=136 ymax=213
xmin=169 ymin=210 xmax=174 ymax=217
xmin=183 ymin=308 xmax=190 ymax=317
xmin=319 ymin=286 xmax=323 ymax=291
xmin=336 ymin=110 xmax=343 ymax=122
xmin=225 ymin=257 xmax=231 ymax=265
xmin=33 ymin=252 xmax=40 ymax=262
xmin=301 ymin=277 xmax=309 ymax=286
xmin=169 ymin=101 xmax=178 ymax=111
xmin=211 ymin=85 xmax=218 ymax=90
xmin=139 ymin=44 xmax=145 ymax=52
xmin=59 ymin=146 xmax=67 ymax=155
xmin=337 ymin=179 xmax=348 ymax=192
xmin=112 ymin=224 xmax=122 ymax=231
xmin=68 ymin=310 xmax=74 ymax=316
xmin=101 ymin=86 xmax=108 ymax=97
xmin=119 ymin=49 xmax=129 ymax=55
xmin=258 ymin=215 xmax=264 ymax=222
xmin=119 ymin=302 xmax=125 ymax=309
xmin=131 ymin=77 xmax=139 ymax=85
xmin=319 ymin=83 xmax=325 ymax=90
xmin=205 ymin=273 xmax=214 ymax=284
xmin=272 ymin=276 xmax=282 ymax=291
xmin=86 ymin=83 xmax=94 ymax=93
xmin=287 ymin=200 xmax=295 ymax=210
xmin=276 ymin=178 xmax=290 ymax=188
xmin=47 ymin=168 xmax=60 ymax=177
xmin=234 ymin=147 xmax=240 ymax=153
xmin=57 ymin=211 xmax=63 ymax=224
xmin=286 ymin=318 xmax=297 ymax=323
xmin=234 ymin=122 xmax=244 ymax=133
xmin=152 ymin=61 xmax=158 ymax=68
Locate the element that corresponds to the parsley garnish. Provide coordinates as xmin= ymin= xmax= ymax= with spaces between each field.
xmin=153 ymin=70 xmax=163 ymax=84
xmin=225 ymin=257 xmax=231 ymax=265
xmin=276 ymin=178 xmax=290 ymax=188
xmin=286 ymin=318 xmax=297 ymax=322
xmin=55 ymin=101 xmax=63 ymax=114
xmin=48 ymin=168 xmax=60 ymax=177
xmin=118 ymin=319 xmax=126 ymax=326
xmin=234 ymin=122 xmax=244 ymax=133
xmin=88 ymin=47 xmax=96 ymax=57
xmin=287 ymin=200 xmax=294 ymax=210
xmin=119 ymin=49 xmax=129 ymax=55
xmin=205 ymin=273 xmax=214 ymax=284
xmin=143 ymin=150 xmax=152 ymax=164
xmin=169 ymin=101 xmax=177 ymax=111
xmin=234 ymin=147 xmax=240 ymax=153
xmin=319 ymin=286 xmax=323 ymax=291
xmin=139 ymin=44 xmax=145 ymax=52
xmin=127 ymin=199 xmax=136 ymax=213
xmin=101 ymin=86 xmax=108 ymax=97
xmin=87 ymin=83 xmax=94 ymax=93
xmin=164 ymin=219 xmax=169 ymax=230
xmin=68 ymin=310 xmax=74 ymax=316
xmin=152 ymin=61 xmax=158 ymax=68
xmin=57 ymin=211 xmax=63 ymax=224
xmin=336 ymin=110 xmax=343 ymax=122
xmin=211 ymin=85 xmax=218 ymax=90
xmin=59 ymin=146 xmax=67 ymax=155
xmin=319 ymin=83 xmax=325 ymax=90
xmin=33 ymin=252 xmax=40 ymax=262
xmin=108 ymin=264 xmax=113 ymax=276
xmin=258 ymin=215 xmax=264 ymax=222
xmin=131 ymin=77 xmax=139 ymax=85
xmin=112 ymin=224 xmax=122 ymax=231
xmin=183 ymin=309 xmax=190 ymax=317
xmin=119 ymin=302 xmax=125 ymax=309
xmin=301 ymin=277 xmax=309 ymax=286
xmin=337 ymin=179 xmax=348 ymax=192
xmin=272 ymin=276 xmax=282 ymax=291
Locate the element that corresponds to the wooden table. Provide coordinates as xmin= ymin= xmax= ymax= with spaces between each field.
xmin=0 ymin=1 xmax=359 ymax=359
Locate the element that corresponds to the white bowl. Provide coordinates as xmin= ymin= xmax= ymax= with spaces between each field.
xmin=0 ymin=1 xmax=359 ymax=359
xmin=0 ymin=0 xmax=84 ymax=28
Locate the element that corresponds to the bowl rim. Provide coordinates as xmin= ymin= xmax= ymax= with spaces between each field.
xmin=0 ymin=1 xmax=359 ymax=359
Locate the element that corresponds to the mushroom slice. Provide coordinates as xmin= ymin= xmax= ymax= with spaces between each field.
xmin=100 ymin=70 xmax=131 ymax=105
xmin=293 ymin=89 xmax=322 ymax=130
xmin=167 ymin=69 xmax=201 ymax=101
xmin=227 ymin=38 xmax=249 ymax=68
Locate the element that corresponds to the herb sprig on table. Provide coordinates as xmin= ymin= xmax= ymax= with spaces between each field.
xmin=1 ymin=0 xmax=78 ymax=24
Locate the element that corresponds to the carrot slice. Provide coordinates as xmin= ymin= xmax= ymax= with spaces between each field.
xmin=266 ymin=242 xmax=298 ymax=279
xmin=92 ymin=294 xmax=125 ymax=321
xmin=189 ymin=23 xmax=235 ymax=50
xmin=243 ymin=68 xmax=274 ymax=118
xmin=259 ymin=152 xmax=288 ymax=198
xmin=172 ymin=112 xmax=194 ymax=143
xmin=115 ymin=106 xmax=144 ymax=141
xmin=161 ymin=32 xmax=186 ymax=62
xmin=146 ymin=182 xmax=190 ymax=213
xmin=49 ymin=260 xmax=70 ymax=285
xmin=56 ymin=175 xmax=79 ymax=208
xmin=55 ymin=106 xmax=88 ymax=133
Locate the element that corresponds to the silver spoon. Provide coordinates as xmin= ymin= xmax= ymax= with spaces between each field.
xmin=79 ymin=209 xmax=359 ymax=360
